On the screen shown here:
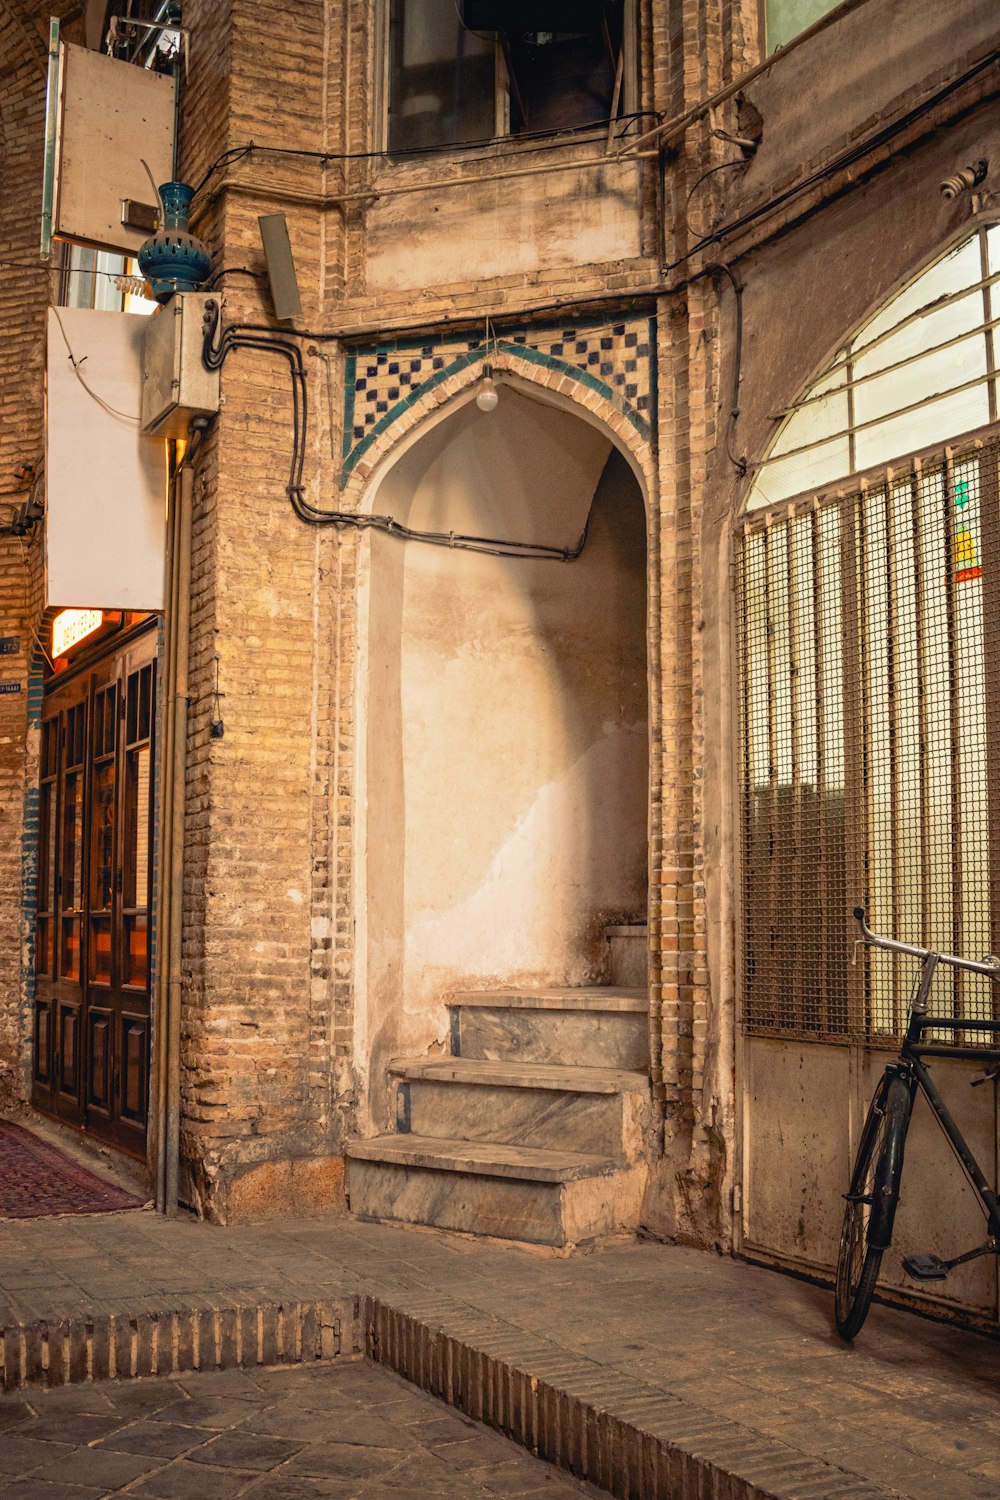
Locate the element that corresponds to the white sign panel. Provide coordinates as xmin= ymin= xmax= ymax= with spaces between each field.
xmin=46 ymin=307 xmax=166 ymax=611
xmin=55 ymin=43 xmax=176 ymax=254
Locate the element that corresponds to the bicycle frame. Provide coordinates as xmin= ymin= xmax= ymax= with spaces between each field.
xmin=855 ymin=908 xmax=1000 ymax=1245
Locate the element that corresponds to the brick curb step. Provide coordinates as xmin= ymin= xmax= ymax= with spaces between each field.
xmin=366 ymin=1297 xmax=907 ymax=1500
xmin=1 ymin=1295 xmax=362 ymax=1388
xmin=1 ymin=1289 xmax=907 ymax=1500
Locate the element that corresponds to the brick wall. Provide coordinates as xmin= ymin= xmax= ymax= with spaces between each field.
xmin=176 ymin=0 xmax=347 ymax=1218
xmin=164 ymin=0 xmax=999 ymax=1234
xmin=4 ymin=0 xmax=994 ymax=1241
xmin=0 ymin=1 xmax=83 ymax=1113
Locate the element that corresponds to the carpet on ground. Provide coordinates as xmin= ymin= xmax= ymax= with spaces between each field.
xmin=0 ymin=1119 xmax=145 ymax=1218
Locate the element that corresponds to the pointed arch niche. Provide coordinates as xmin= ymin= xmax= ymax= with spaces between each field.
xmin=746 ymin=223 xmax=1000 ymax=511
xmin=353 ymin=378 xmax=650 ymax=1133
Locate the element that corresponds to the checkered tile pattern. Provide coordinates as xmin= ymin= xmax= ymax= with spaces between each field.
xmin=343 ymin=314 xmax=654 ymax=475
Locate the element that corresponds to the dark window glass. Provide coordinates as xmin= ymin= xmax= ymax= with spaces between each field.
xmin=506 ymin=26 xmax=620 ymax=136
xmin=388 ymin=0 xmax=495 ymax=151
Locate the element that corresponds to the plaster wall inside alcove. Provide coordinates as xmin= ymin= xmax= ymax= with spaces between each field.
xmin=358 ymin=384 xmax=648 ymax=1128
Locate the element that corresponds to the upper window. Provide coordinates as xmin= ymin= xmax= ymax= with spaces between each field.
xmin=764 ymin=0 xmax=842 ymax=53
xmin=58 ymin=244 xmax=155 ymax=317
xmin=746 ymin=225 xmax=1000 ymax=510
xmin=382 ymin=0 xmax=634 ymax=153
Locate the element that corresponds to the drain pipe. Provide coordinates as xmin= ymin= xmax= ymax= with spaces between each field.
xmin=153 ymin=456 xmax=177 ymax=1211
xmin=154 ymin=426 xmax=199 ymax=1213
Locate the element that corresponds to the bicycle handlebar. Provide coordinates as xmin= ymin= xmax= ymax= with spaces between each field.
xmin=853 ymin=907 xmax=1000 ymax=978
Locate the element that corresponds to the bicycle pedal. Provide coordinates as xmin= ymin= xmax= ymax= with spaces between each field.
xmin=902 ymin=1253 xmax=949 ymax=1281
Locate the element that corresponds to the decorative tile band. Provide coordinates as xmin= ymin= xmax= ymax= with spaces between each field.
xmin=342 ymin=312 xmax=655 ymax=483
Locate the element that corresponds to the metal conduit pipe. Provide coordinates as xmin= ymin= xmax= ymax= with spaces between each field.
xmin=154 ymin=437 xmax=197 ymax=1213
xmin=153 ymin=457 xmax=179 ymax=1211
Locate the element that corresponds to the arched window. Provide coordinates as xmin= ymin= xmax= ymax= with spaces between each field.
xmin=746 ymin=224 xmax=1000 ymax=511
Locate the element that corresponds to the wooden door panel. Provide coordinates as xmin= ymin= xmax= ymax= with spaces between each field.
xmin=87 ymin=1007 xmax=113 ymax=1114
xmin=120 ymin=1013 xmax=149 ymax=1128
xmin=33 ymin=999 xmax=53 ymax=1090
xmin=57 ymin=1000 xmax=82 ymax=1103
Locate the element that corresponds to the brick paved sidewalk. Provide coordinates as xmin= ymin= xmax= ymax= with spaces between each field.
xmin=1 ymin=1209 xmax=999 ymax=1499
xmin=0 ymin=1358 xmax=605 ymax=1499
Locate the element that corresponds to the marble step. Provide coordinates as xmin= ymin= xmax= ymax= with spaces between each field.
xmin=605 ymin=923 xmax=649 ymax=988
xmin=346 ymin=1135 xmax=646 ymax=1248
xmin=448 ymin=987 xmax=649 ymax=1070
xmin=388 ymin=1058 xmax=649 ymax=1157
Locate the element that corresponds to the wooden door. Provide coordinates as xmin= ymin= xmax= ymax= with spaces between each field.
xmin=32 ymin=629 xmax=156 ymax=1157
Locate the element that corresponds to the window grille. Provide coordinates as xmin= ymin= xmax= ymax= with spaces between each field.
xmin=738 ymin=430 xmax=1000 ymax=1043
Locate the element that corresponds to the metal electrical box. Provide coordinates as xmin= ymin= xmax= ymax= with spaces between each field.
xmin=141 ymin=293 xmax=221 ymax=438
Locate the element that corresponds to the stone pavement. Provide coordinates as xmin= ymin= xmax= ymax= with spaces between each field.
xmin=1 ymin=1208 xmax=1000 ymax=1499
xmin=0 ymin=1357 xmax=605 ymax=1499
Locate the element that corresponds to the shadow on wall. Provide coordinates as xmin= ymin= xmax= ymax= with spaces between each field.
xmin=362 ymin=386 xmax=648 ymax=1123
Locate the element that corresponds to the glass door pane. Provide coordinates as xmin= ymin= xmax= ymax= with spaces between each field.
xmin=123 ymin=664 xmax=153 ymax=990
xmin=88 ymin=684 xmax=117 ymax=985
xmin=60 ymin=768 xmax=83 ymax=980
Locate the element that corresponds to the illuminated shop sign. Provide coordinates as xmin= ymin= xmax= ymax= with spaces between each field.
xmin=52 ymin=608 xmax=103 ymax=657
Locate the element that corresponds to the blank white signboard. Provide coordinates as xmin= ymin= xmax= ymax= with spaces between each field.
xmin=55 ymin=43 xmax=176 ymax=254
xmin=46 ymin=307 xmax=166 ymax=611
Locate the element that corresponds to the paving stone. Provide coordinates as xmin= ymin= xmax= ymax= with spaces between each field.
xmin=95 ymin=1418 xmax=211 ymax=1459
xmin=2 ymin=1482 xmax=108 ymax=1500
xmin=0 ymin=1435 xmax=75 ymax=1475
xmin=32 ymin=1445 xmax=161 ymax=1489
xmin=320 ymin=1408 xmax=416 ymax=1447
xmin=374 ymin=1455 xmax=470 ymax=1495
xmin=173 ymin=1368 xmax=266 ymax=1400
xmin=104 ymin=1380 xmax=188 ymax=1414
xmin=127 ymin=1459 xmax=259 ymax=1499
xmin=281 ymin=1439 xmax=403 ymax=1480
xmin=241 ymin=1480 xmax=365 ymax=1500
xmin=0 ymin=1398 xmax=34 ymax=1431
xmin=185 ymin=1429 xmax=306 ymax=1470
xmin=242 ymin=1403 xmax=373 ymax=1441
xmin=149 ymin=1395 xmax=263 ymax=1430
xmin=18 ymin=1412 xmax=124 ymax=1446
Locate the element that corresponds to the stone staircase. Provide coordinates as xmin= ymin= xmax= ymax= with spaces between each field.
xmin=347 ymin=927 xmax=651 ymax=1249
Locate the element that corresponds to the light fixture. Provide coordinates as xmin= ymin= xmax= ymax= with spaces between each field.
xmin=475 ymin=316 xmax=501 ymax=413
xmin=476 ymin=363 xmax=499 ymax=413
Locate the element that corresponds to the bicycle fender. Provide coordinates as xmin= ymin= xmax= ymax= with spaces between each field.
xmin=868 ymin=1075 xmax=913 ymax=1250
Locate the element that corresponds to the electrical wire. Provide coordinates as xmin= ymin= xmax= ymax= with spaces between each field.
xmin=663 ymin=45 xmax=1000 ymax=275
xmin=705 ymin=262 xmax=747 ymax=477
xmin=684 ymin=158 xmax=745 ymax=241
xmin=201 ymin=303 xmax=591 ymax=561
xmin=190 ymin=110 xmax=662 ymax=198
xmin=204 ymin=266 xmax=267 ymax=290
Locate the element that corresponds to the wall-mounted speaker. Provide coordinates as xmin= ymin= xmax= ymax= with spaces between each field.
xmin=258 ymin=213 xmax=302 ymax=322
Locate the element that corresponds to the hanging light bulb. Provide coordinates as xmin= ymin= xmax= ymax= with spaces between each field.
xmin=476 ymin=362 xmax=499 ymax=413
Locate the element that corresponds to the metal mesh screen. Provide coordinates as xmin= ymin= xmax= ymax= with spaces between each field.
xmin=738 ymin=432 xmax=1000 ymax=1043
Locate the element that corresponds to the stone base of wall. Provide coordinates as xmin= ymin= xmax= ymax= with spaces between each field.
xmin=183 ymin=1154 xmax=347 ymax=1225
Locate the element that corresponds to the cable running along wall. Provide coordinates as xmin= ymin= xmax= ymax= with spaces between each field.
xmin=738 ymin=431 xmax=1000 ymax=1046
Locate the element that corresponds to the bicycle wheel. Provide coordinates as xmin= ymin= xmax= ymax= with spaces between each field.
xmin=835 ymin=1072 xmax=911 ymax=1340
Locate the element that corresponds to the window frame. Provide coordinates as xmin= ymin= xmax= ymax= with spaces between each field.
xmin=760 ymin=0 xmax=846 ymax=56
xmin=374 ymin=0 xmax=638 ymax=158
xmin=743 ymin=220 xmax=1000 ymax=516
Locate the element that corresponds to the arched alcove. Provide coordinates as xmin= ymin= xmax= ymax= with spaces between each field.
xmin=355 ymin=383 xmax=649 ymax=1129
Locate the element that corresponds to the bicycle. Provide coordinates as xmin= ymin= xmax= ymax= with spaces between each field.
xmin=835 ymin=907 xmax=1000 ymax=1340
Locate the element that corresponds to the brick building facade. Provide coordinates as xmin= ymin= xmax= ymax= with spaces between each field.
xmin=3 ymin=0 xmax=999 ymax=1319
